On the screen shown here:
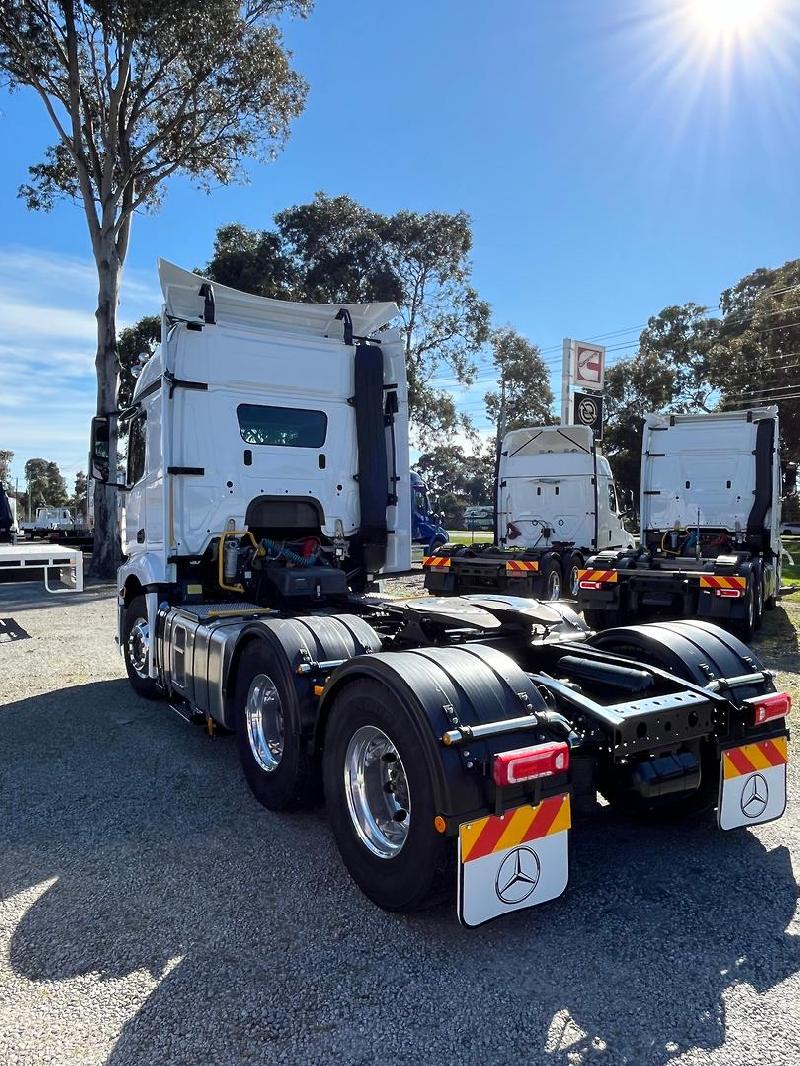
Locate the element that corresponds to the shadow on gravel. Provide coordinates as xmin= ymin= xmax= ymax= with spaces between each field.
xmin=752 ymin=604 xmax=800 ymax=678
xmin=1 ymin=680 xmax=799 ymax=1065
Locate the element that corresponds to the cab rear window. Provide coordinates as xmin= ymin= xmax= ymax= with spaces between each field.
xmin=237 ymin=404 xmax=327 ymax=448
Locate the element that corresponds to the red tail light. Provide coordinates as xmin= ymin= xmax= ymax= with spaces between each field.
xmin=746 ymin=691 xmax=792 ymax=725
xmin=715 ymin=588 xmax=743 ymax=599
xmin=579 ymin=579 xmax=602 ymax=590
xmin=493 ymin=741 xmax=570 ymax=786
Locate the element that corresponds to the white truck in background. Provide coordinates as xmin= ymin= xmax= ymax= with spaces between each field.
xmin=21 ymin=506 xmax=76 ymax=538
xmin=87 ymin=262 xmax=791 ymax=926
xmin=424 ymin=425 xmax=634 ymax=600
xmin=578 ymin=408 xmax=793 ymax=639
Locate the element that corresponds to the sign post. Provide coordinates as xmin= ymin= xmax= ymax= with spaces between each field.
xmin=562 ymin=338 xmax=606 ymax=429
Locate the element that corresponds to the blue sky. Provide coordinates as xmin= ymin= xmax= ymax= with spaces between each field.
xmin=1 ymin=0 xmax=799 ymax=490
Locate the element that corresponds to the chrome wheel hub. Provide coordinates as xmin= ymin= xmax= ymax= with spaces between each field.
xmin=127 ymin=618 xmax=150 ymax=679
xmin=246 ymin=673 xmax=285 ymax=773
xmin=344 ymin=725 xmax=411 ymax=858
xmin=547 ymin=570 xmax=562 ymax=601
xmin=570 ymin=566 xmax=580 ymax=598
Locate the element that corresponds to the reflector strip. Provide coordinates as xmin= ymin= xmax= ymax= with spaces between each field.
xmin=460 ymin=794 xmax=571 ymax=863
xmin=722 ymin=736 xmax=788 ymax=780
xmin=505 ymin=560 xmax=540 ymax=573
xmin=700 ymin=575 xmax=747 ymax=590
xmin=422 ymin=556 xmax=451 ymax=569
xmin=577 ymin=568 xmax=619 ymax=584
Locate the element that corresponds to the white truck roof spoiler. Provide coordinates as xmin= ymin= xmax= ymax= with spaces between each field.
xmin=158 ymin=259 xmax=399 ymax=339
xmin=502 ymin=424 xmax=594 ymax=457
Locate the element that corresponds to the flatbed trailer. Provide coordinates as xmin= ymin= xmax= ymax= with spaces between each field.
xmin=0 ymin=542 xmax=84 ymax=593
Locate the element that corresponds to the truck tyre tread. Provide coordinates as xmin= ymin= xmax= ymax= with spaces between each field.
xmin=122 ymin=595 xmax=162 ymax=700
xmin=322 ymin=679 xmax=454 ymax=912
xmin=234 ymin=642 xmax=319 ymax=811
xmin=542 ymin=556 xmax=562 ymax=601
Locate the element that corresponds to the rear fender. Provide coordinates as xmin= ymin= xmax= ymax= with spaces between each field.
xmin=588 ymin=618 xmax=772 ymax=695
xmin=318 ymin=643 xmax=555 ymax=821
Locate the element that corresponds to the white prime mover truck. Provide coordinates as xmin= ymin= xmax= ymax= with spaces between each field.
xmin=423 ymin=425 xmax=634 ymax=600
xmin=90 ymin=262 xmax=790 ymax=926
xmin=578 ymin=408 xmax=792 ymax=640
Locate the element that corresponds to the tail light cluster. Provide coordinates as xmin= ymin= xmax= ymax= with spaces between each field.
xmin=493 ymin=741 xmax=569 ymax=787
xmin=745 ymin=691 xmax=792 ymax=726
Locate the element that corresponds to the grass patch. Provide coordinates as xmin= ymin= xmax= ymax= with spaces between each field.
xmin=447 ymin=530 xmax=494 ymax=545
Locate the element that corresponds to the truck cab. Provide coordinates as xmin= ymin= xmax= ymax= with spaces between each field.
xmin=424 ymin=425 xmax=633 ymax=600
xmin=579 ymin=407 xmax=785 ymax=638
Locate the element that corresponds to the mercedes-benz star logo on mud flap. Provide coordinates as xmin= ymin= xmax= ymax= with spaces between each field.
xmin=495 ymin=846 xmax=541 ymax=905
xmin=740 ymin=772 xmax=769 ymax=819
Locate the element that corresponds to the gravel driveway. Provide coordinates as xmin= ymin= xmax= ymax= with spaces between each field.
xmin=1 ymin=582 xmax=799 ymax=1066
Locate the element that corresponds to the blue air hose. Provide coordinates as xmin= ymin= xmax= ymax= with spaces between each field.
xmin=261 ymin=537 xmax=319 ymax=567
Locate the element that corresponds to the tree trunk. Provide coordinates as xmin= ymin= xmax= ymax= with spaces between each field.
xmin=89 ymin=245 xmax=122 ymax=579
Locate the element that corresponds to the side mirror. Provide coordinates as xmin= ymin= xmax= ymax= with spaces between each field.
xmin=89 ymin=416 xmax=111 ymax=484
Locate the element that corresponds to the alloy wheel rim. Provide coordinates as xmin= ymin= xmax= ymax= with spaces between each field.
xmin=344 ymin=725 xmax=411 ymax=858
xmin=547 ymin=570 xmax=561 ymax=600
xmin=246 ymin=673 xmax=285 ymax=773
xmin=127 ymin=618 xmax=150 ymax=679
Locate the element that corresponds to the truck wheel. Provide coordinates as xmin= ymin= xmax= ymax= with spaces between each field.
xmin=234 ymin=642 xmax=317 ymax=811
xmin=542 ymin=557 xmax=562 ymax=600
xmin=322 ymin=679 xmax=453 ymax=912
xmin=567 ymin=552 xmax=584 ymax=599
xmin=735 ymin=586 xmax=757 ymax=643
xmin=754 ymin=566 xmax=764 ymax=630
xmin=122 ymin=596 xmax=162 ymax=700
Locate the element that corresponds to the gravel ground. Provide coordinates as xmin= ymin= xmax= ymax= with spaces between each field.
xmin=1 ymin=580 xmax=799 ymax=1066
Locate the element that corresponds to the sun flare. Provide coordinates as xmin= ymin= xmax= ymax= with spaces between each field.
xmin=687 ymin=0 xmax=778 ymax=44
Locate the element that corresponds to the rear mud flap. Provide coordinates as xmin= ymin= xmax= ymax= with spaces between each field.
xmin=718 ymin=736 xmax=788 ymax=830
xmin=457 ymin=794 xmax=570 ymax=927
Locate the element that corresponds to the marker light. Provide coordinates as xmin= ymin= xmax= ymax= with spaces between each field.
xmin=746 ymin=691 xmax=792 ymax=726
xmin=493 ymin=741 xmax=570 ymax=787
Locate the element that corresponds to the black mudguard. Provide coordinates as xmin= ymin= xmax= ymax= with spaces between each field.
xmin=225 ymin=614 xmax=381 ymax=732
xmin=318 ymin=642 xmax=558 ymax=822
xmin=588 ymin=618 xmax=773 ymax=696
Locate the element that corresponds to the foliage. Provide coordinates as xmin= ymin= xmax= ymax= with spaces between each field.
xmin=71 ymin=470 xmax=88 ymax=514
xmin=603 ymin=268 xmax=800 ymax=503
xmin=205 ymin=193 xmax=491 ymax=441
xmin=484 ymin=326 xmax=555 ymax=439
xmin=415 ymin=443 xmax=494 ymax=527
xmin=0 ymin=0 xmax=311 ymax=575
xmin=0 ymin=449 xmax=13 ymax=490
xmin=118 ymin=314 xmax=160 ymax=412
xmin=24 ymin=457 xmax=67 ymax=509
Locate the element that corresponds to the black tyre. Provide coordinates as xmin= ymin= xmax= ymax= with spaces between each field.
xmin=122 ymin=595 xmax=162 ymax=700
xmin=566 ymin=551 xmax=584 ymax=600
xmin=541 ymin=556 xmax=562 ymax=601
xmin=322 ymin=679 xmax=453 ymax=912
xmin=753 ymin=566 xmax=764 ymax=631
xmin=234 ymin=641 xmax=318 ymax=811
xmin=764 ymin=564 xmax=777 ymax=610
xmin=734 ymin=584 xmax=757 ymax=643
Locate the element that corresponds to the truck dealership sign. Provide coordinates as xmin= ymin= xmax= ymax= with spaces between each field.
xmin=572 ymin=390 xmax=603 ymax=441
xmin=561 ymin=338 xmax=606 ymax=425
xmin=573 ymin=342 xmax=605 ymax=391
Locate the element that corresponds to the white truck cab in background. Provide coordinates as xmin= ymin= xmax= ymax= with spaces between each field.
xmin=579 ymin=407 xmax=788 ymax=639
xmin=424 ymin=424 xmax=634 ymax=600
